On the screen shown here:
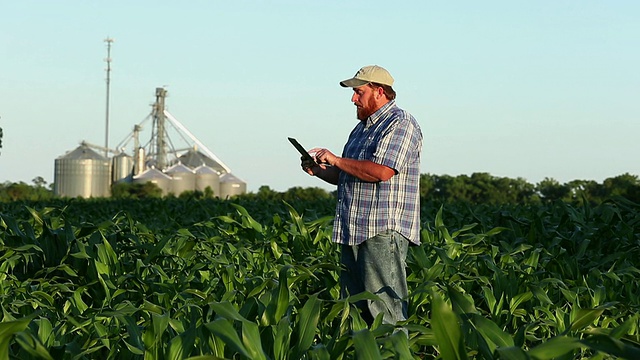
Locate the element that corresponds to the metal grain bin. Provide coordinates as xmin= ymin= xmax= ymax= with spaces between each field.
xmin=194 ymin=165 xmax=220 ymax=197
xmin=219 ymin=173 xmax=246 ymax=198
xmin=164 ymin=163 xmax=195 ymax=195
xmin=134 ymin=147 xmax=146 ymax=176
xmin=112 ymin=152 xmax=134 ymax=183
xmin=133 ymin=167 xmax=172 ymax=195
xmin=54 ymin=144 xmax=111 ymax=198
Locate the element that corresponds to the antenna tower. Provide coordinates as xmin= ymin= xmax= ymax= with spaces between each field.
xmin=104 ymin=37 xmax=114 ymax=158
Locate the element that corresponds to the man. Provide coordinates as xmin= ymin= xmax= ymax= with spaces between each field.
xmin=302 ymin=65 xmax=423 ymax=326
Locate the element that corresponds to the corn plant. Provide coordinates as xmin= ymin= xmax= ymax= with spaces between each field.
xmin=2 ymin=196 xmax=640 ymax=359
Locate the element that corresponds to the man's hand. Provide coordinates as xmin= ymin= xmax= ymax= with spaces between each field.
xmin=309 ymin=147 xmax=338 ymax=167
xmin=301 ymin=156 xmax=318 ymax=175
xmin=300 ymin=148 xmax=340 ymax=185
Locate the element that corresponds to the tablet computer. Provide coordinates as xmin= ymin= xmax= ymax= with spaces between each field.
xmin=288 ymin=137 xmax=315 ymax=163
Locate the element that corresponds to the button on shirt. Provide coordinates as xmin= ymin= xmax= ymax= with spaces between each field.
xmin=334 ymin=100 xmax=422 ymax=246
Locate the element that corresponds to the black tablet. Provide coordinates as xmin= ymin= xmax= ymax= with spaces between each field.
xmin=288 ymin=137 xmax=315 ymax=163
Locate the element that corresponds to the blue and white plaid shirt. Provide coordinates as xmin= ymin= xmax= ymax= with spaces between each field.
xmin=333 ymin=100 xmax=422 ymax=246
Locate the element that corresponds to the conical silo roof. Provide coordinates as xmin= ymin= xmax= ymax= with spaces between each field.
xmin=194 ymin=164 xmax=220 ymax=175
xmin=133 ymin=167 xmax=172 ymax=195
xmin=176 ymin=149 xmax=228 ymax=174
xmin=164 ymin=162 xmax=194 ymax=175
xmin=220 ymin=173 xmax=245 ymax=184
xmin=58 ymin=143 xmax=108 ymax=161
xmin=134 ymin=167 xmax=172 ymax=181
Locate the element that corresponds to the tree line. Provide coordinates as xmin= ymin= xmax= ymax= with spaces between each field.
xmin=1 ymin=172 xmax=639 ymax=204
xmin=420 ymin=172 xmax=640 ymax=204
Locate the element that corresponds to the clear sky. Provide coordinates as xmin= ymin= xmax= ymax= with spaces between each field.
xmin=1 ymin=1 xmax=639 ymax=193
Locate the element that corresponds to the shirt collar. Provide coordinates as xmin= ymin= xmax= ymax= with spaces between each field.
xmin=365 ymin=100 xmax=396 ymax=128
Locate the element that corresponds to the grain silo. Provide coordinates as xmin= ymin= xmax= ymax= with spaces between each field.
xmin=164 ymin=163 xmax=195 ymax=195
xmin=61 ymin=87 xmax=247 ymax=198
xmin=54 ymin=143 xmax=111 ymax=198
xmin=112 ymin=152 xmax=134 ymax=183
xmin=133 ymin=167 xmax=172 ymax=195
xmin=55 ymin=44 xmax=245 ymax=198
xmin=194 ymin=165 xmax=220 ymax=196
xmin=219 ymin=173 xmax=247 ymax=198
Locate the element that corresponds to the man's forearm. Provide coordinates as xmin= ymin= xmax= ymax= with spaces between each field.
xmin=333 ymin=157 xmax=395 ymax=182
xmin=314 ymin=165 xmax=340 ymax=185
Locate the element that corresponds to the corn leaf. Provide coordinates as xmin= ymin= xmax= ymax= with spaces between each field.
xmin=447 ymin=285 xmax=477 ymax=315
xmin=0 ymin=317 xmax=33 ymax=359
xmin=527 ymin=336 xmax=583 ymax=359
xmin=291 ymin=293 xmax=321 ymax=358
xmin=14 ymin=331 xmax=54 ymax=360
xmin=205 ymin=319 xmax=251 ymax=358
xmin=274 ymin=265 xmax=292 ymax=323
xmin=470 ymin=314 xmax=514 ymax=349
xmin=209 ymin=301 xmax=248 ymax=322
xmin=569 ymin=308 xmax=604 ymax=333
xmin=431 ymin=291 xmax=469 ymax=360
xmin=580 ymin=334 xmax=640 ymax=359
xmin=242 ymin=320 xmax=267 ymax=360
xmin=273 ymin=316 xmax=292 ymax=360
xmin=494 ymin=346 xmax=529 ymax=360
xmin=353 ymin=329 xmax=382 ymax=360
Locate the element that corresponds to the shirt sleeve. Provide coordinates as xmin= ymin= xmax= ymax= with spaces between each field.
xmin=371 ymin=114 xmax=421 ymax=173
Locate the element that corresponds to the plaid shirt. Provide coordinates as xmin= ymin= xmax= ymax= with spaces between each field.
xmin=333 ymin=100 xmax=422 ymax=246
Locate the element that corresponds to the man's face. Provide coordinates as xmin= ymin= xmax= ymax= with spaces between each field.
xmin=351 ymin=84 xmax=379 ymax=121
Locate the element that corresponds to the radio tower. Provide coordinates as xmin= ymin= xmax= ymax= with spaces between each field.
xmin=104 ymin=37 xmax=114 ymax=158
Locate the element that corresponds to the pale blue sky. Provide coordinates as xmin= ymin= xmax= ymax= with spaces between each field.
xmin=1 ymin=1 xmax=638 ymax=193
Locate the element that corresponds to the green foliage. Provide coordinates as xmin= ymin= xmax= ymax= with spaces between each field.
xmin=110 ymin=181 xmax=163 ymax=199
xmin=0 ymin=179 xmax=53 ymax=202
xmin=1 ymin=195 xmax=640 ymax=358
xmin=409 ymin=199 xmax=640 ymax=358
xmin=422 ymin=173 xmax=538 ymax=204
xmin=421 ymin=172 xmax=640 ymax=205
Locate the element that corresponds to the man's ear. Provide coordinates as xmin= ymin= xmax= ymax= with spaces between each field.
xmin=375 ymin=86 xmax=385 ymax=99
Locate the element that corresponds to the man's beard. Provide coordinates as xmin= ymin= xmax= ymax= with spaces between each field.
xmin=356 ymin=97 xmax=377 ymax=120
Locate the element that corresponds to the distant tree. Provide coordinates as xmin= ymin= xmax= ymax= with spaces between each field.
xmin=5 ymin=182 xmax=31 ymax=201
xmin=0 ymin=123 xmax=3 ymax=154
xmin=537 ymin=178 xmax=570 ymax=202
xmin=256 ymin=185 xmax=280 ymax=200
xmin=111 ymin=182 xmax=163 ymax=199
xmin=422 ymin=173 xmax=536 ymax=204
xmin=177 ymin=188 xmax=214 ymax=200
xmin=282 ymin=186 xmax=332 ymax=202
xmin=430 ymin=174 xmax=456 ymax=200
xmin=420 ymin=174 xmax=436 ymax=198
xmin=603 ymin=173 xmax=640 ymax=203
xmin=469 ymin=172 xmax=497 ymax=203
xmin=32 ymin=176 xmax=47 ymax=187
xmin=508 ymin=176 xmax=539 ymax=203
xmin=109 ymin=183 xmax=129 ymax=198
xmin=203 ymin=186 xmax=215 ymax=198
xmin=566 ymin=179 xmax=603 ymax=204
xmin=31 ymin=176 xmax=53 ymax=200
xmin=0 ymin=178 xmax=53 ymax=202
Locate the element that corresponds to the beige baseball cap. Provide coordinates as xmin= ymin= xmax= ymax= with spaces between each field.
xmin=340 ymin=65 xmax=394 ymax=88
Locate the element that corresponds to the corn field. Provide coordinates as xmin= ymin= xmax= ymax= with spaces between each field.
xmin=1 ymin=196 xmax=639 ymax=359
